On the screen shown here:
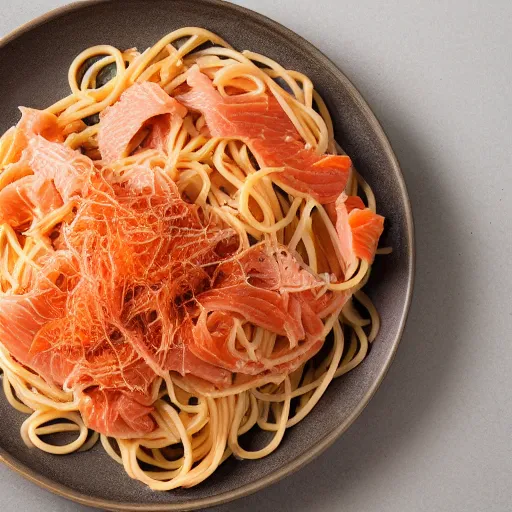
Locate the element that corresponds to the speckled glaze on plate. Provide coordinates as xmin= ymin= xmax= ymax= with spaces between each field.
xmin=0 ymin=0 xmax=415 ymax=509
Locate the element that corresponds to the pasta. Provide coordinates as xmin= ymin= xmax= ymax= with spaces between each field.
xmin=0 ymin=27 xmax=387 ymax=490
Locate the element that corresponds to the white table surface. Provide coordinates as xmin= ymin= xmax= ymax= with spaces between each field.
xmin=1 ymin=1 xmax=511 ymax=511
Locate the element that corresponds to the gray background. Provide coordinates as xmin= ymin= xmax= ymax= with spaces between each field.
xmin=1 ymin=0 xmax=511 ymax=511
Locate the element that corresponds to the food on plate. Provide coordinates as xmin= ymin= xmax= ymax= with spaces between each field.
xmin=0 ymin=27 xmax=385 ymax=489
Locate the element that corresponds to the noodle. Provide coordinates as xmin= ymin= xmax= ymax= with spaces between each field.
xmin=0 ymin=27 xmax=386 ymax=490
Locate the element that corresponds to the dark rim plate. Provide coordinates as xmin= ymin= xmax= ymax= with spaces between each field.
xmin=0 ymin=0 xmax=415 ymax=510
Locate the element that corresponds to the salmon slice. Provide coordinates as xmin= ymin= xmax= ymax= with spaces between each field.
xmin=79 ymin=388 xmax=155 ymax=439
xmin=17 ymin=107 xmax=63 ymax=143
xmin=189 ymin=308 xmax=325 ymax=377
xmin=98 ymin=82 xmax=187 ymax=163
xmin=180 ymin=314 xmax=255 ymax=375
xmin=23 ymin=136 xmax=92 ymax=201
xmin=345 ymin=195 xmax=365 ymax=212
xmin=141 ymin=114 xmax=173 ymax=151
xmin=0 ymin=175 xmax=63 ymax=227
xmin=167 ymin=322 xmax=232 ymax=387
xmin=325 ymin=194 xmax=364 ymax=234
xmin=177 ymin=66 xmax=351 ymax=203
xmin=0 ymin=289 xmax=71 ymax=386
xmin=334 ymin=195 xmax=384 ymax=267
xmin=0 ymin=137 xmax=92 ymax=227
xmin=189 ymin=244 xmax=347 ymax=374
xmin=190 ymin=311 xmax=264 ymax=375
xmin=199 ymin=285 xmax=294 ymax=337
xmin=198 ymin=284 xmax=326 ymax=348
xmin=212 ymin=244 xmax=324 ymax=294
xmin=205 ymin=243 xmax=343 ymax=322
xmin=6 ymin=108 xmax=63 ymax=163
xmin=252 ymin=138 xmax=351 ymax=203
xmin=209 ymin=243 xmax=281 ymax=290
xmin=0 ymin=108 xmax=64 ymax=197
xmin=348 ymin=207 xmax=385 ymax=263
xmin=334 ymin=195 xmax=357 ymax=274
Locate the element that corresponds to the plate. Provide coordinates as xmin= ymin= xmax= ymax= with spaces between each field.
xmin=0 ymin=0 xmax=415 ymax=509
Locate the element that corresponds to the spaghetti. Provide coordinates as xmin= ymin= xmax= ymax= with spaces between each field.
xmin=0 ymin=27 xmax=386 ymax=490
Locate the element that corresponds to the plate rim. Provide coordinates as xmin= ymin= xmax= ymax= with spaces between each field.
xmin=0 ymin=0 xmax=416 ymax=510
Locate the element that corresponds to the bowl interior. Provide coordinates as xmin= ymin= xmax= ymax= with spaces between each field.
xmin=0 ymin=0 xmax=414 ymax=509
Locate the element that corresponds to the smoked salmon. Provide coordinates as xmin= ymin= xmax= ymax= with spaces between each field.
xmin=79 ymin=388 xmax=155 ymax=439
xmin=24 ymin=136 xmax=92 ymax=201
xmin=0 ymin=175 xmax=62 ymax=227
xmin=345 ymin=195 xmax=365 ymax=213
xmin=7 ymin=108 xmax=63 ymax=163
xmin=98 ymin=81 xmax=187 ymax=163
xmin=334 ymin=194 xmax=384 ymax=267
xmin=188 ymin=245 xmax=348 ymax=374
xmin=177 ymin=66 xmax=351 ymax=204
xmin=0 ymin=288 xmax=70 ymax=386
xmin=348 ymin=207 xmax=385 ymax=263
